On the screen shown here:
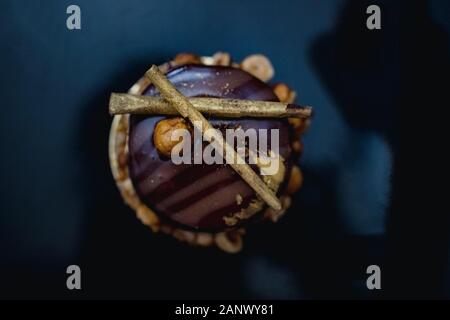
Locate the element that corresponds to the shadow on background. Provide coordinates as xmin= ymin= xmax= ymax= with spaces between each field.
xmin=310 ymin=0 xmax=450 ymax=298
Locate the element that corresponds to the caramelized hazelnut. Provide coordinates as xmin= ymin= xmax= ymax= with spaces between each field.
xmin=212 ymin=52 xmax=231 ymax=66
xmin=292 ymin=139 xmax=304 ymax=154
xmin=288 ymin=117 xmax=309 ymax=135
xmin=118 ymin=151 xmax=128 ymax=167
xmin=215 ymin=231 xmax=243 ymax=253
xmin=136 ymin=204 xmax=160 ymax=232
xmin=273 ymin=83 xmax=291 ymax=102
xmin=286 ymin=90 xmax=297 ymax=104
xmin=153 ymin=117 xmax=190 ymax=157
xmin=240 ymin=54 xmax=274 ymax=82
xmin=173 ymin=229 xmax=196 ymax=244
xmin=196 ymin=232 xmax=214 ymax=247
xmin=174 ymin=52 xmax=201 ymax=65
xmin=286 ymin=166 xmax=303 ymax=194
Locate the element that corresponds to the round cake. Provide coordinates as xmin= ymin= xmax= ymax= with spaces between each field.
xmin=109 ymin=52 xmax=308 ymax=252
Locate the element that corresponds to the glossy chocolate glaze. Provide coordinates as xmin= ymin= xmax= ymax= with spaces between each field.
xmin=128 ymin=64 xmax=293 ymax=231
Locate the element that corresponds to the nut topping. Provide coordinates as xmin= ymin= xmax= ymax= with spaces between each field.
xmin=173 ymin=52 xmax=201 ymax=65
xmin=212 ymin=52 xmax=231 ymax=66
xmin=292 ymin=139 xmax=303 ymax=155
xmin=286 ymin=165 xmax=303 ymax=194
xmin=215 ymin=230 xmax=244 ymax=253
xmin=273 ymin=83 xmax=290 ymax=102
xmin=288 ymin=117 xmax=309 ymax=135
xmin=153 ymin=117 xmax=190 ymax=157
xmin=240 ymin=54 xmax=274 ymax=82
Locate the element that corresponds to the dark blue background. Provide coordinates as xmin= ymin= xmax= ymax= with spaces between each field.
xmin=0 ymin=0 xmax=449 ymax=299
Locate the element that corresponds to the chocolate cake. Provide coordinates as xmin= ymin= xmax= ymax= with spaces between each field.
xmin=109 ymin=52 xmax=309 ymax=253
